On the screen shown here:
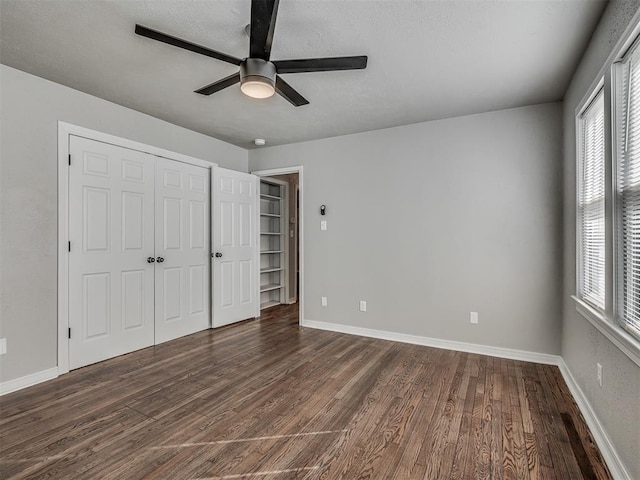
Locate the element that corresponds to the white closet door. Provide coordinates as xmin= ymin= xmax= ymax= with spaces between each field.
xmin=154 ymin=158 xmax=210 ymax=343
xmin=68 ymin=136 xmax=155 ymax=369
xmin=212 ymin=167 xmax=258 ymax=327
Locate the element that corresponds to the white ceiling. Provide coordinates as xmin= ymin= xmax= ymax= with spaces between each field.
xmin=0 ymin=0 xmax=606 ymax=149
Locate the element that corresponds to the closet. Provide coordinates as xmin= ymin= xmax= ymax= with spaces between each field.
xmin=259 ymin=178 xmax=287 ymax=309
xmin=67 ymin=135 xmax=210 ymax=369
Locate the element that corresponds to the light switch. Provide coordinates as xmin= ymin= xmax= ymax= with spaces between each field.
xmin=321 ymin=220 xmax=327 ymax=231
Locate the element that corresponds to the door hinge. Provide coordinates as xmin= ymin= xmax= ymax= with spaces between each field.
xmin=68 ymin=241 xmax=71 ymax=252
xmin=68 ymin=328 xmax=71 ymax=339
xmin=68 ymin=154 xmax=71 ymax=166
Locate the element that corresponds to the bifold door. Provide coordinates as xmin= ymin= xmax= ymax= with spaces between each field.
xmin=68 ymin=136 xmax=210 ymax=369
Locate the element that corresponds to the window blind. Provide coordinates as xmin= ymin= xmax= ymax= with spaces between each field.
xmin=615 ymin=42 xmax=640 ymax=340
xmin=578 ymin=89 xmax=605 ymax=310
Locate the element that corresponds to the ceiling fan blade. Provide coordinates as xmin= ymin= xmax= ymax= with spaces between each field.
xmin=135 ymin=24 xmax=242 ymax=66
xmin=275 ymin=76 xmax=309 ymax=107
xmin=250 ymin=0 xmax=279 ymax=60
xmin=274 ymin=56 xmax=368 ymax=73
xmin=194 ymin=72 xmax=241 ymax=95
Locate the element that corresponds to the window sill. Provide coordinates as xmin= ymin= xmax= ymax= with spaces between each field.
xmin=572 ymin=296 xmax=640 ymax=367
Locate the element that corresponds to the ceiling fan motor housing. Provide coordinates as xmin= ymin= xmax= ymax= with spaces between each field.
xmin=240 ymin=58 xmax=276 ymax=87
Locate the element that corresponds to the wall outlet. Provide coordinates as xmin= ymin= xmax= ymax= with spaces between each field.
xmin=597 ymin=362 xmax=603 ymax=387
xmin=321 ymin=220 xmax=327 ymax=231
xmin=321 ymin=296 xmax=328 ymax=307
xmin=0 ymin=338 xmax=6 ymax=355
xmin=359 ymin=300 xmax=367 ymax=312
xmin=470 ymin=312 xmax=479 ymax=324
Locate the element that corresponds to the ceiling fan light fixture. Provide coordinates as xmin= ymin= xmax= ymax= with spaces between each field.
xmin=241 ymin=77 xmax=275 ymax=98
xmin=239 ymin=58 xmax=276 ymax=99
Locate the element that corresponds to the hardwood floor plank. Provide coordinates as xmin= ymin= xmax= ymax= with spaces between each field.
xmin=450 ymin=370 xmax=478 ymax=479
xmin=386 ymin=349 xmax=452 ymax=479
xmin=490 ymin=357 xmax=504 ymax=480
xmin=415 ymin=351 xmax=468 ymax=478
xmin=0 ymin=304 xmax=613 ymax=480
xmin=431 ymin=353 xmax=472 ymax=478
xmin=501 ymin=358 xmax=518 ymax=480
xmin=521 ymin=362 xmax=556 ymax=478
xmin=507 ymin=360 xmax=531 ymax=480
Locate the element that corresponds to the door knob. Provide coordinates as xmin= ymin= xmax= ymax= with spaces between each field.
xmin=156 ymin=256 xmax=165 ymax=263
xmin=215 ymin=252 xmax=223 ymax=258
xmin=147 ymin=257 xmax=155 ymax=263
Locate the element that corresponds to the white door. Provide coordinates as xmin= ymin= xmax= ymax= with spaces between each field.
xmin=68 ymin=136 xmax=155 ymax=369
xmin=154 ymin=158 xmax=210 ymax=343
xmin=212 ymin=167 xmax=258 ymax=327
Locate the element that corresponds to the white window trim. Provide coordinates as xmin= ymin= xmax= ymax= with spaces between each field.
xmin=573 ymin=296 xmax=640 ymax=367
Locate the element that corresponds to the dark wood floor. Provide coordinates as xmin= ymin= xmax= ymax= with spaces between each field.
xmin=0 ymin=304 xmax=610 ymax=479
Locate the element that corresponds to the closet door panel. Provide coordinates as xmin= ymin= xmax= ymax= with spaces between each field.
xmin=68 ymin=136 xmax=155 ymax=369
xmin=155 ymin=158 xmax=210 ymax=343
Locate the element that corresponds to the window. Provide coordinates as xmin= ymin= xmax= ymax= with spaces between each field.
xmin=575 ymin=26 xmax=640 ymax=361
xmin=578 ymin=89 xmax=605 ymax=310
xmin=615 ymin=42 xmax=640 ymax=340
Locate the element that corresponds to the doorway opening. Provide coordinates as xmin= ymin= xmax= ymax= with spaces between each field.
xmin=252 ymin=167 xmax=303 ymax=325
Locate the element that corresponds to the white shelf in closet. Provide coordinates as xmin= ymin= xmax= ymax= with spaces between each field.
xmin=261 ymin=267 xmax=284 ymax=274
xmin=259 ymin=178 xmax=287 ymax=311
xmin=260 ymin=284 xmax=284 ymax=293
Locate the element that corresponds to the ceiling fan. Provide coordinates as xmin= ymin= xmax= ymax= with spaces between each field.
xmin=135 ymin=0 xmax=368 ymax=107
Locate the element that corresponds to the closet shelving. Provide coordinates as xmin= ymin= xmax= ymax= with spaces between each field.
xmin=259 ymin=179 xmax=287 ymax=310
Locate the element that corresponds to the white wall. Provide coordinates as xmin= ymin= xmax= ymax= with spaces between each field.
xmin=0 ymin=65 xmax=248 ymax=383
xmin=250 ymin=103 xmax=563 ymax=355
xmin=562 ymin=1 xmax=640 ymax=478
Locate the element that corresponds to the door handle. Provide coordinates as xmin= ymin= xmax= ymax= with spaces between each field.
xmin=147 ymin=257 xmax=155 ymax=263
xmin=214 ymin=252 xmax=223 ymax=258
xmin=156 ymin=257 xmax=165 ymax=263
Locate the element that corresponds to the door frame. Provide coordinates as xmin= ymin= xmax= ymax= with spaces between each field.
xmin=251 ymin=166 xmax=304 ymax=325
xmin=57 ymin=122 xmax=217 ymax=375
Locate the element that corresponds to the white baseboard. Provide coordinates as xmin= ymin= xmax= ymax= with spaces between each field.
xmin=0 ymin=367 xmax=59 ymax=396
xmin=557 ymin=360 xmax=632 ymax=480
xmin=301 ymin=319 xmax=560 ymax=365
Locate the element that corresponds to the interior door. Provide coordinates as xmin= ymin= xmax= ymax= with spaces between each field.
xmin=154 ymin=157 xmax=210 ymax=343
xmin=212 ymin=167 xmax=258 ymax=327
xmin=68 ymin=136 xmax=155 ymax=369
